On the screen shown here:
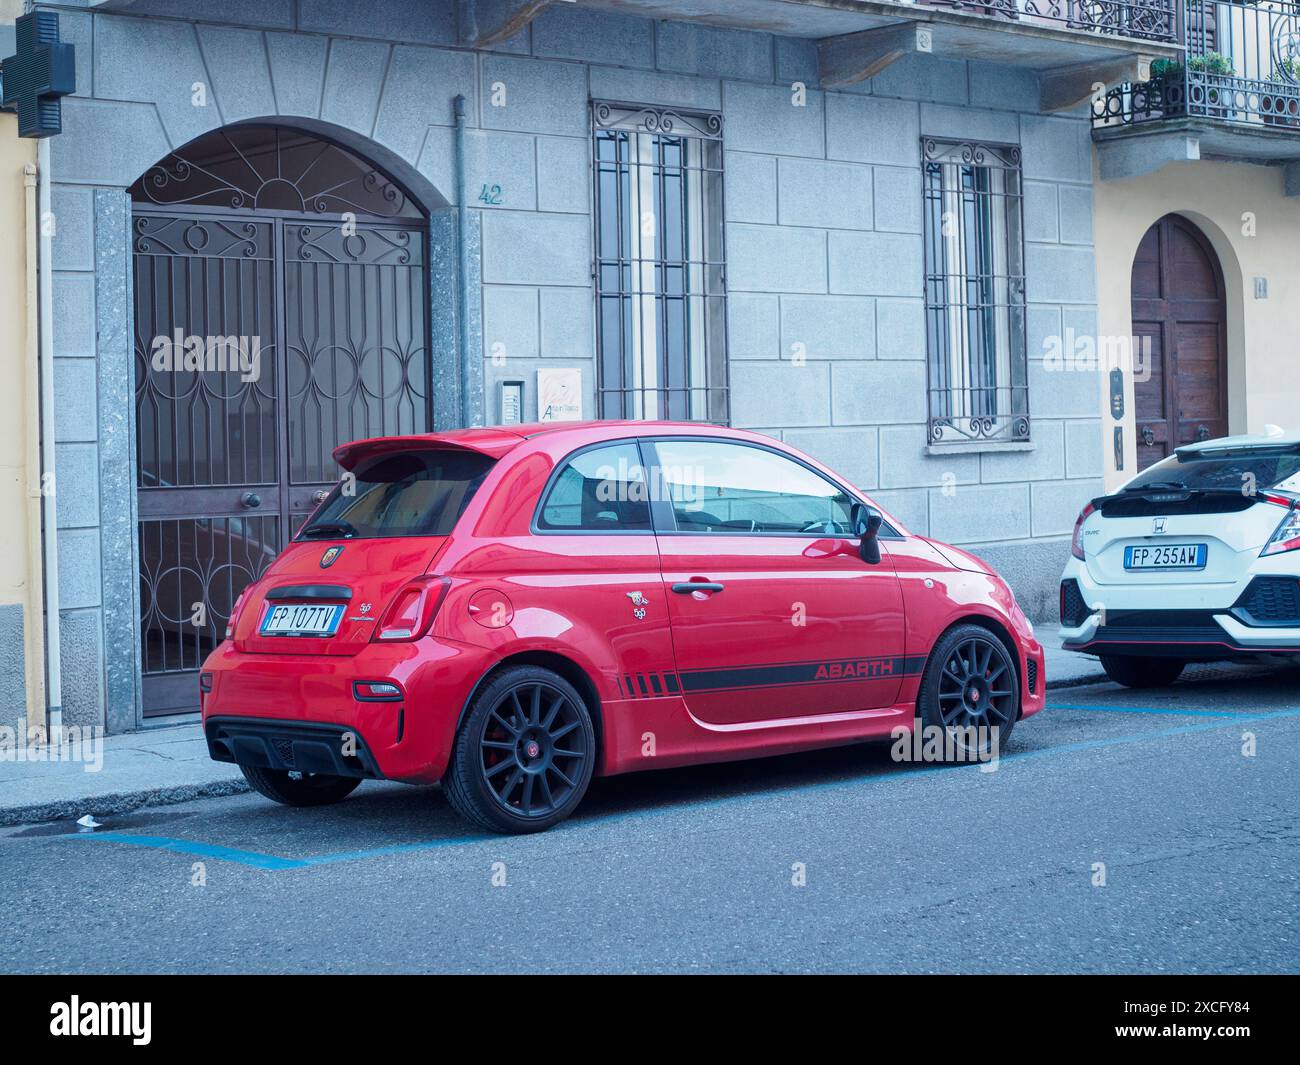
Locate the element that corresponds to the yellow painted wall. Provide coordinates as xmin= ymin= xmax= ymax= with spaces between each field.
xmin=0 ymin=0 xmax=44 ymax=731
xmin=1093 ymin=157 xmax=1300 ymax=491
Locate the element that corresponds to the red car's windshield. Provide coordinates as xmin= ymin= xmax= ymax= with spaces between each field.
xmin=298 ymin=449 xmax=496 ymax=540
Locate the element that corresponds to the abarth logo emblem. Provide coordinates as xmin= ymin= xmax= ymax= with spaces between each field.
xmin=320 ymin=546 xmax=343 ymax=568
xmin=626 ymin=591 xmax=648 ymax=620
xmin=1152 ymin=517 xmax=1167 ymax=534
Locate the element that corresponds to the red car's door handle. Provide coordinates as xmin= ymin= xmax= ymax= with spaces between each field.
xmin=672 ymin=582 xmax=724 ymax=594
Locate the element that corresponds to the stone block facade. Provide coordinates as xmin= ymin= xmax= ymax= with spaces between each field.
xmin=35 ymin=0 xmax=1103 ymax=727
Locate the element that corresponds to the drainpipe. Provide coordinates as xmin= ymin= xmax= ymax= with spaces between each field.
xmin=454 ymin=93 xmax=473 ymax=428
xmin=21 ymin=162 xmax=46 ymax=740
xmin=33 ymin=138 xmax=62 ymax=739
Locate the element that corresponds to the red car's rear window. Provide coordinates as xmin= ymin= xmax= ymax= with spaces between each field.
xmin=298 ymin=449 xmax=496 ymax=540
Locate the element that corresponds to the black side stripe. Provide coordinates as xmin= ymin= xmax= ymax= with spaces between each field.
xmin=618 ymin=656 xmax=926 ymax=700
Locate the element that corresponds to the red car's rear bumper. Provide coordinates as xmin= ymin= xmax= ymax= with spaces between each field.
xmin=200 ymin=637 xmax=494 ymax=784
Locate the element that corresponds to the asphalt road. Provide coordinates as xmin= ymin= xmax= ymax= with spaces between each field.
xmin=3 ymin=663 xmax=1298 ymax=974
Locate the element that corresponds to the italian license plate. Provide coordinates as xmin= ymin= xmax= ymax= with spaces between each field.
xmin=259 ymin=602 xmax=345 ymax=637
xmin=1123 ymin=543 xmax=1207 ymax=571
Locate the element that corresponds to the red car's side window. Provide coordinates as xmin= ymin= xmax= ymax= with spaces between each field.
xmin=650 ymin=439 xmax=854 ymax=536
xmin=535 ymin=441 xmax=652 ymax=533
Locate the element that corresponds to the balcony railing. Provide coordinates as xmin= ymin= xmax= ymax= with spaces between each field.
xmin=1095 ymin=0 xmax=1300 ymax=129
xmin=916 ymin=0 xmax=1180 ymax=43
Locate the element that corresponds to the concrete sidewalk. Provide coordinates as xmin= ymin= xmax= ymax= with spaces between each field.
xmin=0 ymin=724 xmax=247 ymax=827
xmin=1037 ymin=622 xmax=1109 ymax=690
xmin=0 ymin=627 xmax=1105 ymax=827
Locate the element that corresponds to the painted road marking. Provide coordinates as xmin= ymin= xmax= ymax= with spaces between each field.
xmin=64 ymin=832 xmax=495 ymax=871
xmin=1048 ymin=704 xmax=1257 ymax=718
xmin=63 ymin=834 xmax=306 ymax=871
xmin=56 ymin=705 xmax=1300 ymax=872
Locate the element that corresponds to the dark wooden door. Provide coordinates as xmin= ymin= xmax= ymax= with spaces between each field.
xmin=1130 ymin=214 xmax=1228 ymax=470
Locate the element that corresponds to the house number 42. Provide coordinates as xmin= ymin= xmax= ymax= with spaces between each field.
xmin=479 ymin=184 xmax=503 ymax=206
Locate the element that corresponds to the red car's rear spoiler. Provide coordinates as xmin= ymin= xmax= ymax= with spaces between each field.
xmin=332 ymin=428 xmax=528 ymax=470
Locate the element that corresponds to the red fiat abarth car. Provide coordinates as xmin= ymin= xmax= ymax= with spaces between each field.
xmin=201 ymin=422 xmax=1045 ymax=833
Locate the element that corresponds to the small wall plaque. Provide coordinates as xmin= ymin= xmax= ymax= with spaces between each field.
xmin=537 ymin=367 xmax=582 ymax=422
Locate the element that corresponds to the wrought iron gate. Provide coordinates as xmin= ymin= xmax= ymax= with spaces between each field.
xmin=130 ymin=126 xmax=430 ymax=716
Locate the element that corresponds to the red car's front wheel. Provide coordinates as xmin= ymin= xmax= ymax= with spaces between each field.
xmin=917 ymin=624 xmax=1019 ymax=761
xmin=443 ymin=665 xmax=596 ymax=834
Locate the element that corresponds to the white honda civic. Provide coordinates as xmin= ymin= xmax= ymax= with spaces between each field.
xmin=1059 ymin=431 xmax=1300 ymax=687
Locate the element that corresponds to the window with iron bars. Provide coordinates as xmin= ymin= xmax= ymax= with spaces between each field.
xmin=922 ymin=138 xmax=1029 ymax=445
xmin=591 ymin=101 xmax=728 ymax=423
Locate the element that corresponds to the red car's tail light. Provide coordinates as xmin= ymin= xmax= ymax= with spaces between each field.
xmin=1261 ymin=501 xmax=1300 ymax=556
xmin=1070 ymin=502 xmax=1096 ymax=560
xmin=373 ymin=577 xmax=450 ymax=642
xmin=354 ymin=680 xmax=404 ymax=702
xmin=225 ymin=589 xmax=250 ymax=639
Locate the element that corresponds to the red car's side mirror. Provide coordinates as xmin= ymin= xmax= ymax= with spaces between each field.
xmin=851 ymin=502 xmax=884 ymax=565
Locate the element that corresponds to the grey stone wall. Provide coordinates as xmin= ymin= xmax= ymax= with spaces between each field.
xmin=45 ymin=1 xmax=1105 ymax=727
xmin=721 ymin=70 xmax=1104 ymax=577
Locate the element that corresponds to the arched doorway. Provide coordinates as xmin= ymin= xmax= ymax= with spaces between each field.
xmin=130 ymin=124 xmax=432 ymax=716
xmin=1130 ymin=214 xmax=1228 ymax=470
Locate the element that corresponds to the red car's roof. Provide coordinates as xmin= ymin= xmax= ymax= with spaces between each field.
xmin=332 ymin=421 xmax=733 ymax=470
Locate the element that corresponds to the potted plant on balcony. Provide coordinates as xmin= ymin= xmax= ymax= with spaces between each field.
xmin=1134 ymin=57 xmax=1183 ymax=120
xmin=1195 ymin=52 xmax=1238 ymax=119
xmin=1263 ymin=59 xmax=1300 ymax=128
xmin=1149 ymin=53 xmax=1236 ymax=119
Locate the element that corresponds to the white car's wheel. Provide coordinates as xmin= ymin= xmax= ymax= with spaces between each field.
xmin=1100 ymin=655 xmax=1185 ymax=688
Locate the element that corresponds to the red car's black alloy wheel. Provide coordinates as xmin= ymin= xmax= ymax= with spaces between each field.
xmin=479 ymin=682 xmax=589 ymax=818
xmin=937 ymin=636 xmax=1016 ymax=729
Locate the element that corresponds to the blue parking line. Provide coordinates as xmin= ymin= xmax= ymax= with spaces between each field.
xmin=57 ymin=705 xmax=1300 ymax=872
xmin=1047 ymin=704 xmax=1258 ymax=718
xmin=61 ymin=832 xmax=501 ymax=870
xmin=61 ymin=833 xmax=308 ymax=870
xmin=297 ymin=836 xmax=497 ymax=866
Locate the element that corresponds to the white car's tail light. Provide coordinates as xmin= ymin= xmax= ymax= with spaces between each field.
xmin=1261 ymin=500 xmax=1300 ymax=556
xmin=373 ymin=577 xmax=451 ymax=642
xmin=1071 ymin=502 xmax=1096 ymax=560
